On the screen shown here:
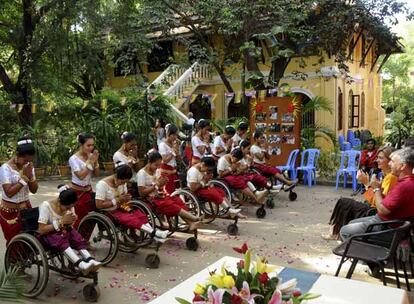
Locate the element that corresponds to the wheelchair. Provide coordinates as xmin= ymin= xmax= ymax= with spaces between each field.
xmin=249 ymin=167 xmax=298 ymax=208
xmin=4 ymin=207 xmax=100 ymax=302
xmin=135 ymin=188 xmax=202 ymax=251
xmin=77 ymin=200 xmax=161 ymax=268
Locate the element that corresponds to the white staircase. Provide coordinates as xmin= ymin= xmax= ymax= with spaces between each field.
xmin=149 ymin=62 xmax=211 ymax=122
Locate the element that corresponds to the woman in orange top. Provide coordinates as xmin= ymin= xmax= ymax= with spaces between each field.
xmin=322 ymin=146 xmax=397 ymax=240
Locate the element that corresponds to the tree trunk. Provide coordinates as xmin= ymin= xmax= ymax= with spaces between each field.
xmin=268 ymin=57 xmax=292 ymax=88
xmin=245 ymin=53 xmax=265 ymax=90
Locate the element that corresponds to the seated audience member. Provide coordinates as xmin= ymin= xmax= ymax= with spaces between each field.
xmin=322 ymin=147 xmax=397 ymax=240
xmin=340 ymin=147 xmax=414 ymax=240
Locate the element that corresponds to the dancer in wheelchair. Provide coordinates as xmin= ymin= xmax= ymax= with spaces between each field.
xmin=213 ymin=125 xmax=235 ymax=160
xmin=37 ymin=185 xmax=101 ymax=275
xmin=232 ymin=121 xmax=249 ymax=149
xmin=217 ymin=148 xmax=268 ymax=206
xmin=113 ymin=132 xmax=140 ymax=198
xmin=251 ymin=131 xmax=298 ymax=189
xmin=95 ymin=162 xmax=168 ymax=242
xmin=0 ymin=137 xmax=38 ymax=244
xmin=187 ymin=156 xmax=242 ymax=217
xmin=69 ymin=132 xmax=100 ymax=228
xmin=138 ymin=151 xmax=203 ymax=231
xmin=191 ymin=119 xmax=211 ymax=165
xmin=158 ymin=124 xmax=182 ymax=195
xmin=238 ymin=139 xmax=280 ymax=192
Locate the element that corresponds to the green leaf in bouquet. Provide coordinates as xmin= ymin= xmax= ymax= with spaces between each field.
xmin=244 ymin=250 xmax=251 ymax=274
xmin=175 ymin=297 xmax=192 ymax=304
xmin=298 ymin=293 xmax=321 ymax=300
xmin=236 ymin=268 xmax=245 ymax=289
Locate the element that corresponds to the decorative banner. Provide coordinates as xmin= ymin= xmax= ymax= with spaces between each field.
xmin=259 ymin=90 xmax=267 ymax=101
xmin=225 ymin=92 xmax=235 ymax=104
xmin=120 ymin=97 xmax=127 ymax=106
xmin=190 ymin=94 xmax=198 ymax=103
xmin=17 ymin=104 xmax=24 ymax=113
xmin=269 ymin=88 xmax=277 ymax=96
xmin=82 ymin=99 xmax=89 ymax=109
xmin=234 ymin=92 xmax=241 ymax=104
xmin=31 ymin=104 xmax=37 ymax=113
xmin=245 ymin=90 xmax=256 ymax=98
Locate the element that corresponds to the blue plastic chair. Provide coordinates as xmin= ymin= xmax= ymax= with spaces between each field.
xmin=335 ymin=150 xmax=361 ymax=191
xmin=351 ymin=138 xmax=361 ymax=148
xmin=343 ymin=142 xmax=352 ymax=151
xmin=347 ymin=130 xmax=355 ymax=145
xmin=338 ymin=135 xmax=345 ymax=151
xmin=277 ymin=149 xmax=300 ymax=179
xmin=296 ymin=149 xmax=320 ymax=188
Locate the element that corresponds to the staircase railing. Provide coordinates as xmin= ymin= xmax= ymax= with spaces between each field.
xmin=148 ymin=62 xmax=211 ymax=122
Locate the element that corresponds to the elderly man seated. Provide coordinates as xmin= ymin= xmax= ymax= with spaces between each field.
xmin=340 ymin=147 xmax=414 ymax=240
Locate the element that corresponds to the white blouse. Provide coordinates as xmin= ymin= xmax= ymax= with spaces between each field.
xmin=213 ymin=135 xmax=227 ymax=157
xmin=250 ymin=144 xmax=266 ymax=164
xmin=186 ymin=166 xmax=205 ymax=185
xmin=191 ymin=135 xmax=208 ymax=158
xmin=0 ymin=163 xmax=34 ymax=203
xmin=95 ymin=180 xmax=127 ymax=211
xmin=217 ymin=155 xmax=232 ymax=173
xmin=69 ymin=154 xmax=92 ymax=187
xmin=137 ymin=168 xmax=157 ymax=196
xmin=158 ymin=141 xmax=177 ymax=167
xmin=38 ymin=201 xmax=75 ymax=225
xmin=113 ymin=151 xmax=137 ymax=182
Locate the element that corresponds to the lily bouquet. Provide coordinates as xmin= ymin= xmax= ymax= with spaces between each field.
xmin=176 ymin=243 xmax=320 ymax=304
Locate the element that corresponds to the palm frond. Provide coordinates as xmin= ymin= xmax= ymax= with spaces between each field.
xmin=302 ymin=96 xmax=333 ymax=115
xmin=0 ymin=267 xmax=24 ymax=302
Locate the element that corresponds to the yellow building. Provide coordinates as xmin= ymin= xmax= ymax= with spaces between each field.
xmin=106 ymin=29 xmax=401 ymax=148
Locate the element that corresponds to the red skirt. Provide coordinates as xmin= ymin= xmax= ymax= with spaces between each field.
xmin=223 ymin=175 xmax=248 ymax=189
xmin=160 ymin=163 xmax=179 ymax=195
xmin=196 ymin=187 xmax=225 ymax=205
xmin=151 ymin=195 xmax=188 ymax=217
xmin=110 ymin=209 xmax=148 ymax=230
xmin=0 ymin=202 xmax=32 ymax=245
xmin=73 ymin=190 xmax=94 ymax=229
xmin=244 ymin=173 xmax=268 ymax=188
xmin=253 ymin=163 xmax=281 ymax=177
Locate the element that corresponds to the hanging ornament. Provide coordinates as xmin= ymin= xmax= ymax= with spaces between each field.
xmin=17 ymin=104 xmax=24 ymax=113
xmin=120 ymin=97 xmax=127 ymax=106
xmin=31 ymin=104 xmax=37 ymax=113
xmin=46 ymin=101 xmax=54 ymax=112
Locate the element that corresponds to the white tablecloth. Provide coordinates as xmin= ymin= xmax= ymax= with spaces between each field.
xmin=149 ymin=256 xmax=409 ymax=304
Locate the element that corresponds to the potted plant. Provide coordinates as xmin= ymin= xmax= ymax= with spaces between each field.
xmin=53 ymin=136 xmax=72 ymax=176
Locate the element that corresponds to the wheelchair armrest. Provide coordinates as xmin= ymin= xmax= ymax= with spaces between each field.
xmin=365 ymin=220 xmax=407 ymax=233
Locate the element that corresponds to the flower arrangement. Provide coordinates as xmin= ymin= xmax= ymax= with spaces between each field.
xmin=176 ymin=243 xmax=320 ymax=304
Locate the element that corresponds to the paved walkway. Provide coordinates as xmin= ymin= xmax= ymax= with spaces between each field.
xmin=0 ymin=179 xmax=412 ymax=303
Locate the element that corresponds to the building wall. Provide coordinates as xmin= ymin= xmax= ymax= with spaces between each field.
xmin=105 ymin=32 xmax=386 ymax=149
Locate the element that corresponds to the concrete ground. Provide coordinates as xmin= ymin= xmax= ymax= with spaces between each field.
xmin=0 ymin=179 xmax=412 ymax=303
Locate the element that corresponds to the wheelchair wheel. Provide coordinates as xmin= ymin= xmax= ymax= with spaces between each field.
xmin=78 ymin=212 xmax=118 ymax=265
xmin=199 ymin=201 xmax=218 ymax=223
xmin=145 ymin=253 xmax=160 ymax=269
xmin=227 ymin=223 xmax=239 ymax=236
xmin=186 ymin=237 xmax=199 ymax=251
xmin=5 ymin=233 xmax=49 ymax=298
xmin=256 ymin=206 xmax=266 ymax=219
xmin=208 ymin=179 xmax=232 ymax=217
xmin=118 ymin=200 xmax=156 ymax=253
xmin=171 ymin=189 xmax=202 ymax=232
xmin=83 ymin=283 xmax=100 ymax=302
xmin=289 ymin=191 xmax=298 ymax=201
xmin=50 ymin=254 xmax=78 ymax=279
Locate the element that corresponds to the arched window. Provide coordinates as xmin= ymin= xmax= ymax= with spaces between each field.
xmin=360 ymin=92 xmax=365 ymax=127
xmin=338 ymin=88 xmax=343 ymax=131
